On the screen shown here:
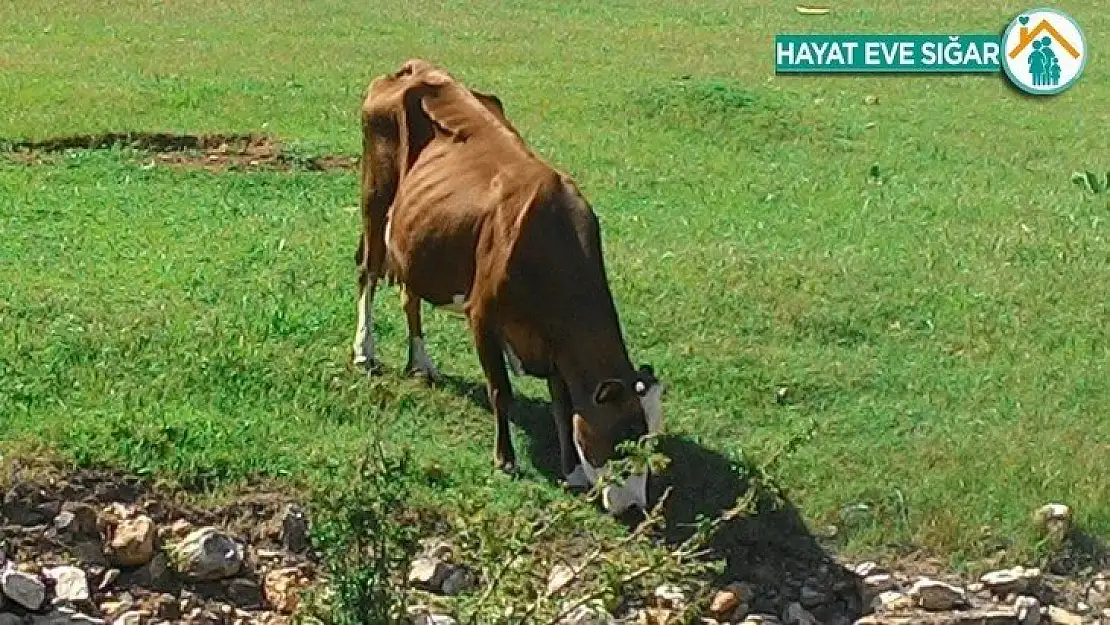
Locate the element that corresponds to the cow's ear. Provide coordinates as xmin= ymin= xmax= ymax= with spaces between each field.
xmin=593 ymin=378 xmax=625 ymax=405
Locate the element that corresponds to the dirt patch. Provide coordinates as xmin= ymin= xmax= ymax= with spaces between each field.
xmin=0 ymin=132 xmax=358 ymax=172
xmin=1 ymin=457 xmax=319 ymax=624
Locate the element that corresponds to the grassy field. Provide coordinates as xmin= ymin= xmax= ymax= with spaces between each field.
xmin=2 ymin=0 xmax=1109 ymax=577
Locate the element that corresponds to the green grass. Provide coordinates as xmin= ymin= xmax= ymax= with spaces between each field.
xmin=2 ymin=0 xmax=1109 ymax=574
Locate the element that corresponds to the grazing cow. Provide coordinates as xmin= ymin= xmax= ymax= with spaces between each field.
xmin=350 ymin=59 xmax=665 ymax=515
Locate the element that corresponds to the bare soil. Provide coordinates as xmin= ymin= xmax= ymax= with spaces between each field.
xmin=0 ymin=132 xmax=357 ymax=172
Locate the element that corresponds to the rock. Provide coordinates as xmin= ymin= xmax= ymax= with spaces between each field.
xmin=111 ymin=612 xmax=146 ymax=625
xmin=171 ymin=527 xmax=244 ymax=581
xmin=2 ymin=566 xmax=47 ymax=610
xmin=279 ymin=505 xmax=309 ymax=554
xmin=872 ymin=591 xmax=914 ymax=613
xmin=411 ymin=616 xmax=457 ymax=625
xmin=855 ymin=562 xmax=884 ymax=577
xmin=264 ymin=567 xmax=308 ymax=615
xmin=128 ymin=553 xmax=173 ymax=589
xmin=653 ymin=584 xmax=686 ymax=609
xmin=863 ymin=95 xmax=879 ymax=105
xmin=107 ymin=516 xmax=156 ymax=567
xmin=70 ymin=542 xmax=109 ymax=568
xmin=981 ymin=567 xmax=1041 ymax=596
xmin=859 ymin=574 xmax=900 ymax=607
xmin=418 ymin=538 xmax=454 ymax=561
xmin=711 ymin=582 xmax=754 ymax=616
xmin=1033 ymin=504 xmax=1072 ymax=541
xmin=159 ymin=520 xmax=192 ymax=543
xmin=407 ymin=557 xmax=450 ymax=592
xmin=98 ymin=569 xmax=120 ymax=591
xmin=547 ymin=563 xmax=576 ymax=595
xmin=783 ymin=603 xmax=819 ymax=625
xmin=44 ymin=566 xmax=90 ymax=604
xmin=1045 ymin=606 xmax=1083 ymax=625
xmin=740 ymin=615 xmax=782 ymax=625
xmin=559 ymin=601 xmax=614 ymax=625
xmin=910 ymin=578 xmax=967 ymax=611
xmin=223 ymin=579 xmax=263 ymax=609
xmin=33 ymin=607 xmax=109 ymax=624
xmin=1015 ymin=596 xmax=1041 ymax=625
xmin=54 ymin=504 xmax=100 ymax=540
xmin=440 ymin=567 xmax=473 ymax=596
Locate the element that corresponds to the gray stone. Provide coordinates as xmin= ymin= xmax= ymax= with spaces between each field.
xmin=45 ymin=566 xmax=90 ymax=605
xmin=439 ymin=567 xmax=473 ymax=596
xmin=32 ymin=608 xmax=107 ymax=624
xmin=2 ymin=567 xmax=46 ymax=611
xmin=872 ymin=590 xmax=914 ymax=613
xmin=54 ymin=504 xmax=99 ymax=540
xmin=170 ymin=527 xmax=243 ymax=581
xmin=910 ymin=578 xmax=967 ymax=611
xmin=1015 ymin=596 xmax=1041 ymax=625
xmin=280 ymin=504 xmax=309 ymax=554
xmin=223 ymin=579 xmax=262 ymax=609
xmin=1045 ymin=606 xmax=1083 ymax=625
xmin=407 ymin=557 xmax=450 ymax=591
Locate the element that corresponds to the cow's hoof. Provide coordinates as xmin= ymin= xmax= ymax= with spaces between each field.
xmin=406 ymin=364 xmax=443 ymax=385
xmin=495 ymin=459 xmax=519 ymax=477
xmin=353 ymin=355 xmax=384 ymax=376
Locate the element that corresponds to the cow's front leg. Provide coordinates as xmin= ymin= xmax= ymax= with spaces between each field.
xmin=471 ymin=313 xmax=517 ymax=474
xmin=548 ymin=370 xmax=589 ymax=489
xmin=403 ymin=287 xmax=441 ymax=383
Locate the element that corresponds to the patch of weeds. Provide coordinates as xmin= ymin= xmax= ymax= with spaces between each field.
xmin=438 ymin=436 xmax=762 ymax=624
xmin=302 ymin=441 xmax=424 ymax=625
xmin=1070 ymin=170 xmax=1109 ymax=194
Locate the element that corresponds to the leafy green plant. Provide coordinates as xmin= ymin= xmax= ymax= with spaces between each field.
xmin=303 ymin=441 xmax=424 ymax=625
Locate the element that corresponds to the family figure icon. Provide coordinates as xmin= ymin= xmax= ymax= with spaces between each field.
xmin=1028 ymin=37 xmax=1062 ymax=86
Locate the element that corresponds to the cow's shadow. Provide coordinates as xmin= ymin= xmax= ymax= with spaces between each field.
xmin=438 ymin=374 xmax=864 ymax=623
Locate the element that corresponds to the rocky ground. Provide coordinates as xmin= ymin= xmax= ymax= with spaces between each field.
xmin=2 ymin=461 xmax=1106 ymax=625
xmin=1 ymin=462 xmax=316 ymax=625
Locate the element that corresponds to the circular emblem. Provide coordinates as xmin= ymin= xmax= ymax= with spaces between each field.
xmin=1001 ymin=7 xmax=1087 ymax=95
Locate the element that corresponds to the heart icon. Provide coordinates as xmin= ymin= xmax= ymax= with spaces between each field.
xmin=1019 ymin=15 xmax=1030 ymax=25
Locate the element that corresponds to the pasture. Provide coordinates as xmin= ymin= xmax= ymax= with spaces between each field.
xmin=2 ymin=0 xmax=1108 ymax=613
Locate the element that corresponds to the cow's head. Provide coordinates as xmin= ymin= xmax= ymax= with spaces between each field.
xmin=571 ymin=364 xmax=665 ymax=516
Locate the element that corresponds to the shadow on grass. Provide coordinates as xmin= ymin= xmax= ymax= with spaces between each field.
xmin=437 ymin=373 xmax=865 ymax=622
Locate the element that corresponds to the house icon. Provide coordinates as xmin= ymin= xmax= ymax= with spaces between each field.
xmin=1008 ymin=17 xmax=1081 ymax=59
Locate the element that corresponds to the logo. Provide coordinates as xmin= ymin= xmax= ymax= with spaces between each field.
xmin=1001 ymin=7 xmax=1086 ymax=95
xmin=773 ymin=7 xmax=1088 ymax=95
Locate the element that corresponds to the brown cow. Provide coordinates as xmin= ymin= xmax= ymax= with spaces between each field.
xmin=349 ymin=59 xmax=665 ymax=515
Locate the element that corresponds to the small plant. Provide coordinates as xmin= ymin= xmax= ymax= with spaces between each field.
xmin=303 ymin=441 xmax=424 ymax=625
xmin=1071 ymin=170 xmax=1109 ymax=193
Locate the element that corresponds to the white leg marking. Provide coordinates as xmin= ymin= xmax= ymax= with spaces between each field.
xmin=442 ymin=294 xmax=467 ymax=316
xmin=641 ymin=384 xmax=664 ymax=435
xmin=503 ymin=342 xmax=525 ymax=376
xmin=352 ymin=285 xmax=375 ymax=366
xmin=408 ymin=336 xmax=441 ymax=380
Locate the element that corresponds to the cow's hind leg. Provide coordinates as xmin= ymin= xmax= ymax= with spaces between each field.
xmin=403 ymin=286 xmax=442 ymax=383
xmin=471 ymin=310 xmax=518 ymax=474
xmin=351 ymin=235 xmax=383 ymax=374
